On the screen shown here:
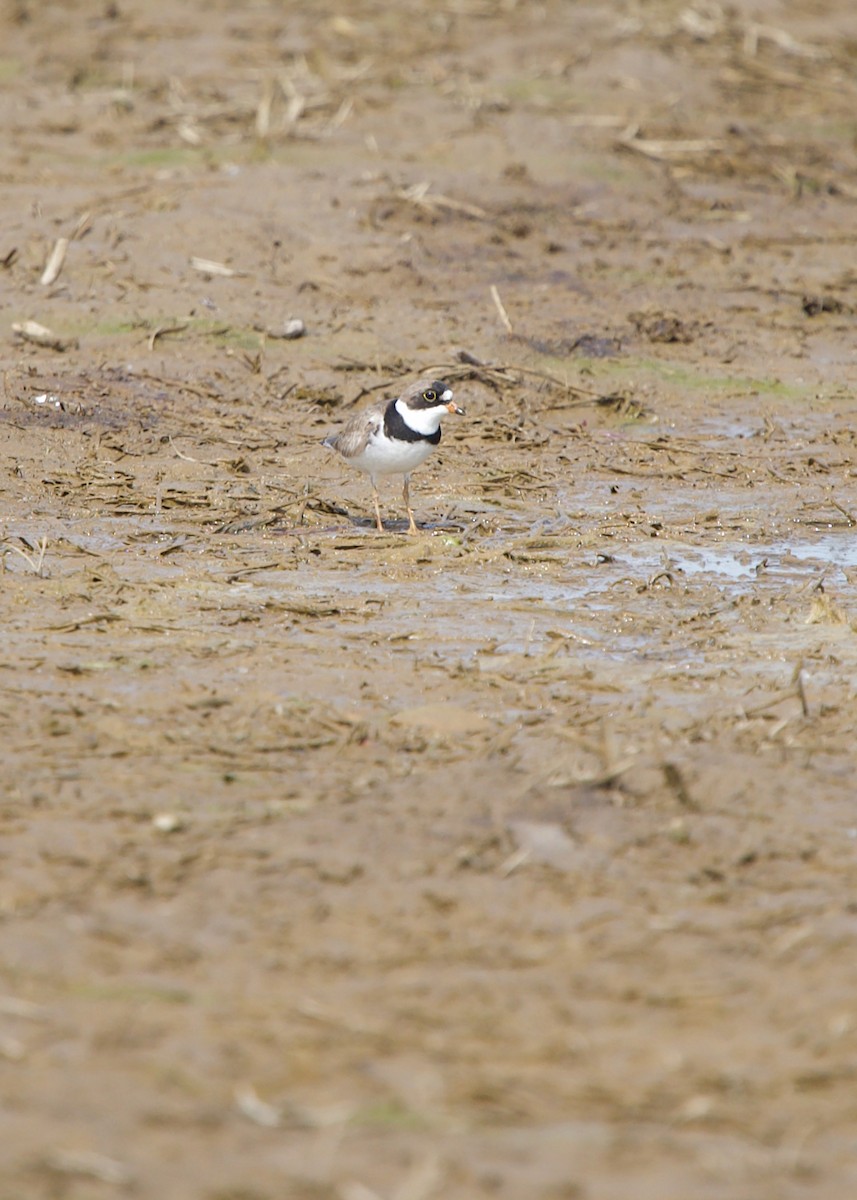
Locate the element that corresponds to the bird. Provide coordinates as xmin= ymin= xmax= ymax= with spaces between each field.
xmin=323 ymin=378 xmax=464 ymax=534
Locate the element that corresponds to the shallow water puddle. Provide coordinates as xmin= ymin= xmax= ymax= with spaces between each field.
xmin=660 ymin=533 xmax=857 ymax=582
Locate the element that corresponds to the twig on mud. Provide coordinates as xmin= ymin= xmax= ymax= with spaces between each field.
xmin=829 ymin=498 xmax=857 ymax=527
xmin=490 ymin=284 xmax=514 ymax=334
xmin=618 ymin=125 xmax=725 ymax=161
xmin=794 ymin=570 xmax=827 ymax=596
xmin=0 ymin=995 xmax=48 ymax=1020
xmin=278 ymin=74 xmax=310 ymax=131
xmin=40 ymin=238 xmax=69 ymax=287
xmin=43 ymin=612 xmax=123 ymax=632
xmin=793 ymin=662 xmax=810 ymax=718
xmin=578 ymin=759 xmax=636 ymax=788
xmin=254 ymin=66 xmax=353 ymax=142
xmin=44 ymin=1150 xmax=132 ymax=1187
xmin=190 ymin=256 xmax=241 ymax=278
xmin=644 ymin=570 xmax=674 ymax=590
xmin=168 ymin=435 xmax=201 ymax=463
xmin=223 ymin=562 xmax=283 ymax=582
xmin=738 ymin=687 xmax=804 ymax=720
xmin=255 ymin=77 xmax=278 ymax=140
xmin=396 ymin=180 xmax=490 ymax=221
xmin=736 ymin=56 xmax=842 ymax=95
xmin=11 ymin=320 xmax=77 ymax=352
xmin=603 ymin=463 xmax=688 ymax=479
xmin=636 ymin=438 xmax=757 ymax=460
xmin=327 ymin=97 xmax=353 ymax=133
xmin=743 ymin=23 xmax=829 ymax=61
xmin=2 ymin=536 xmax=48 ymax=576
xmin=662 ymin=760 xmax=699 ymax=810
xmin=148 ymin=322 xmax=189 ymax=351
xmin=134 ymin=370 xmax=224 ymax=401
xmin=235 ymin=1084 xmax=281 ymax=1128
xmin=596 ymin=392 xmax=653 ymax=420
xmin=623 ymin=135 xmax=726 ymax=160
xmin=262 ymin=598 xmax=349 ymax=617
xmin=71 ymin=210 xmax=93 ymax=240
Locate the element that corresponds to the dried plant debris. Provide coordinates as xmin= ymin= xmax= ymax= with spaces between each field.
xmin=630 ymin=309 xmax=697 ymax=343
xmin=39 ymin=238 xmax=69 ymax=287
xmin=44 ymin=1149 xmax=133 ymax=1186
xmin=371 ymin=180 xmax=491 ymax=226
xmin=190 ymin=256 xmax=241 ymax=278
xmin=3 ymin=5 xmax=857 ymax=1197
xmin=596 ymin=392 xmax=656 ymax=421
xmin=11 ymin=320 xmax=78 ymax=351
xmin=521 ymin=333 xmax=623 ymax=359
xmin=801 ymin=294 xmax=848 ymax=316
xmin=395 ymin=180 xmax=490 ymax=221
xmin=618 ymin=126 xmax=726 ymax=162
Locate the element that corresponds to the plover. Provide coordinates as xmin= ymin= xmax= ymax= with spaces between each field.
xmin=323 ymin=378 xmax=464 ymax=533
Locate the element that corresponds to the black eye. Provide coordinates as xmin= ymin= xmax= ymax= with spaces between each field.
xmin=423 ymin=389 xmax=437 ymax=402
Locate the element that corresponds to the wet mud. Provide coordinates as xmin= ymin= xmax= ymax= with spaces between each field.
xmin=2 ymin=2 xmax=857 ymax=1197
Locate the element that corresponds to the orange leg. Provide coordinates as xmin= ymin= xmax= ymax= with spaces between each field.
xmin=371 ymin=479 xmax=384 ymax=531
xmin=403 ymin=475 xmax=419 ymax=535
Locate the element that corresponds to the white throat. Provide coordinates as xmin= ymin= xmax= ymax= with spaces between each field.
xmin=395 ymin=397 xmax=446 ymax=437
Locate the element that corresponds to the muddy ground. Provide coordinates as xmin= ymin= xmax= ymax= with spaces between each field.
xmin=2 ymin=1 xmax=857 ymax=1196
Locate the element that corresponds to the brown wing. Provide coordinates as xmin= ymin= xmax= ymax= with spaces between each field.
xmin=325 ymin=402 xmax=385 ymax=459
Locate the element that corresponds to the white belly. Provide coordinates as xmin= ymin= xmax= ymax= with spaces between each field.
xmin=350 ymin=434 xmax=436 ymax=478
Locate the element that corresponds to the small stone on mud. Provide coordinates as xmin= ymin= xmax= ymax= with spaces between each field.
xmin=267 ymin=318 xmax=306 ymax=339
xmin=152 ymin=812 xmax=185 ymax=833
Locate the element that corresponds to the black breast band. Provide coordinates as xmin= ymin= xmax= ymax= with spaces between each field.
xmin=384 ymin=400 xmax=442 ymax=445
